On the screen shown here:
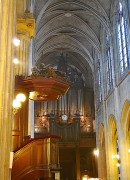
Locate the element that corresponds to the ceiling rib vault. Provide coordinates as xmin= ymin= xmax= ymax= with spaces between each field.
xmin=33 ymin=0 xmax=111 ymax=89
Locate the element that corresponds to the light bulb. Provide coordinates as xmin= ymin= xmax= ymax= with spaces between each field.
xmin=82 ymin=178 xmax=88 ymax=180
xmin=13 ymin=99 xmax=21 ymax=108
xmin=116 ymin=163 xmax=120 ymax=167
xmin=16 ymin=93 xmax=26 ymax=102
xmin=94 ymin=149 xmax=99 ymax=156
xmin=115 ymin=154 xmax=120 ymax=159
xmin=112 ymin=155 xmax=115 ymax=159
xmin=13 ymin=38 xmax=20 ymax=46
xmin=35 ymin=127 xmax=39 ymax=132
xmin=13 ymin=58 xmax=19 ymax=64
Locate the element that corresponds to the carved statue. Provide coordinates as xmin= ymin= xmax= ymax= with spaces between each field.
xmin=31 ymin=67 xmax=40 ymax=77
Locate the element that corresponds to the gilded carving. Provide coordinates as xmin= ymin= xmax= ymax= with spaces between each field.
xmin=17 ymin=17 xmax=35 ymax=38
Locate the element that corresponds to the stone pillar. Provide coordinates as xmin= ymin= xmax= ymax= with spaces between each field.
xmin=24 ymin=0 xmax=31 ymax=12
xmin=28 ymin=39 xmax=35 ymax=138
xmin=12 ymin=14 xmax=35 ymax=150
xmin=0 ymin=0 xmax=16 ymax=179
xmin=15 ymin=14 xmax=35 ymax=75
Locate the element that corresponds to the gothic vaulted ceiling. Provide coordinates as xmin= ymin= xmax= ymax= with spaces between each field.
xmin=33 ymin=0 xmax=111 ymax=89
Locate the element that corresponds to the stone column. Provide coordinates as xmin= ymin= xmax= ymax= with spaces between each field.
xmin=12 ymin=14 xmax=35 ymax=150
xmin=24 ymin=0 xmax=31 ymax=12
xmin=0 ymin=0 xmax=16 ymax=179
xmin=15 ymin=13 xmax=35 ymax=75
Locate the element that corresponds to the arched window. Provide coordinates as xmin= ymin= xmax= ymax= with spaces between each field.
xmin=105 ymin=34 xmax=113 ymax=93
xmin=117 ymin=1 xmax=129 ymax=75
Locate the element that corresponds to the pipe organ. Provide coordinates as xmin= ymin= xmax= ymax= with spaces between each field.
xmin=34 ymin=58 xmax=95 ymax=141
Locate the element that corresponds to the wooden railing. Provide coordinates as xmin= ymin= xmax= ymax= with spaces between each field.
xmin=11 ymin=135 xmax=60 ymax=180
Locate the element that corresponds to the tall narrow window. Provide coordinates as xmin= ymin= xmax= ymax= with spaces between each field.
xmin=98 ymin=61 xmax=102 ymax=101
xmin=117 ymin=2 xmax=129 ymax=74
xmin=95 ymin=54 xmax=102 ymax=103
xmin=106 ymin=34 xmax=113 ymax=93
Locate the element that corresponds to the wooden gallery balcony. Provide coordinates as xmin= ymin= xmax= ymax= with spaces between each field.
xmin=11 ymin=135 xmax=61 ymax=180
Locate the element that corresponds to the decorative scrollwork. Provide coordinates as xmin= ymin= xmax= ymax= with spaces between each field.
xmin=31 ymin=63 xmax=68 ymax=82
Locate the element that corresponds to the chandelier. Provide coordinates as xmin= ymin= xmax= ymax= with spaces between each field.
xmin=15 ymin=63 xmax=70 ymax=101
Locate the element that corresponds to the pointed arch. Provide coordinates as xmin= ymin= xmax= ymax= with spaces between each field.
xmin=107 ymin=116 xmax=119 ymax=180
xmin=98 ymin=123 xmax=107 ymax=179
xmin=120 ymin=100 xmax=130 ymax=179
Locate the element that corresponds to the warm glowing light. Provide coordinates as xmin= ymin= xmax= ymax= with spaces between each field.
xmin=13 ymin=58 xmax=19 ymax=64
xmin=82 ymin=175 xmax=89 ymax=180
xmin=112 ymin=154 xmax=119 ymax=159
xmin=116 ymin=163 xmax=120 ymax=167
xmin=112 ymin=155 xmax=115 ymax=159
xmin=115 ymin=154 xmax=120 ymax=159
xmin=82 ymin=178 xmax=88 ymax=180
xmin=16 ymin=93 xmax=26 ymax=102
xmin=128 ymin=149 xmax=130 ymax=153
xmin=94 ymin=149 xmax=99 ymax=156
xmin=13 ymin=38 xmax=20 ymax=46
xmin=35 ymin=127 xmax=39 ymax=132
xmin=13 ymin=99 xmax=21 ymax=108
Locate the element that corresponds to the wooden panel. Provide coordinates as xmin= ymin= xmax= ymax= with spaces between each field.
xmin=11 ymin=136 xmax=60 ymax=180
xmin=12 ymin=146 xmax=32 ymax=176
xmin=12 ymin=135 xmax=21 ymax=150
xmin=12 ymin=92 xmax=29 ymax=151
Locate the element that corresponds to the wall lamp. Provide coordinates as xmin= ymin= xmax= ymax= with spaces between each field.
xmin=93 ymin=149 xmax=99 ymax=157
xmin=13 ymin=37 xmax=20 ymax=47
xmin=13 ymin=93 xmax=26 ymax=114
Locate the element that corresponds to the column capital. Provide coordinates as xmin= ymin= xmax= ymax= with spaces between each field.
xmin=17 ymin=16 xmax=35 ymax=39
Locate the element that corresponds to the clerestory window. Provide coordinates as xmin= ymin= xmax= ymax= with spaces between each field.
xmin=105 ymin=34 xmax=113 ymax=93
xmin=117 ymin=2 xmax=129 ymax=75
xmin=96 ymin=54 xmax=102 ymax=102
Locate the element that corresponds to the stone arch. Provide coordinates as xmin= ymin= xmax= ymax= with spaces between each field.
xmin=107 ymin=116 xmax=119 ymax=180
xmin=120 ymin=100 xmax=130 ymax=179
xmin=98 ymin=123 xmax=107 ymax=179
